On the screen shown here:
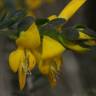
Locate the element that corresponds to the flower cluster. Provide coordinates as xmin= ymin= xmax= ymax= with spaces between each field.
xmin=0 ymin=0 xmax=96 ymax=91
xmin=9 ymin=21 xmax=65 ymax=90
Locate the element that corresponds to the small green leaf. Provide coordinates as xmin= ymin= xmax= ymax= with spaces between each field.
xmin=62 ymin=27 xmax=79 ymax=41
xmin=41 ymin=18 xmax=65 ymax=30
xmin=0 ymin=10 xmax=26 ymax=29
xmin=17 ymin=16 xmax=34 ymax=32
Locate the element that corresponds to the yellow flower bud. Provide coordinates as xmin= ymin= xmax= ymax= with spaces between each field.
xmin=58 ymin=0 xmax=86 ymax=20
xmin=48 ymin=15 xmax=57 ymax=21
xmin=79 ymin=32 xmax=92 ymax=39
xmin=65 ymin=43 xmax=89 ymax=52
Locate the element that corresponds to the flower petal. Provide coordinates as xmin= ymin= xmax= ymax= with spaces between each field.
xmin=66 ymin=43 xmax=89 ymax=52
xmin=79 ymin=32 xmax=92 ymax=39
xmin=18 ymin=63 xmax=26 ymax=90
xmin=38 ymin=60 xmax=50 ymax=75
xmin=26 ymin=50 xmax=36 ymax=71
xmin=16 ymin=23 xmax=41 ymax=49
xmin=54 ymin=55 xmax=63 ymax=71
xmin=48 ymin=73 xmax=57 ymax=87
xmin=9 ymin=48 xmax=24 ymax=73
xmin=58 ymin=0 xmax=86 ymax=20
xmin=48 ymin=15 xmax=57 ymax=21
xmin=42 ymin=36 xmax=65 ymax=59
xmin=32 ymin=49 xmax=41 ymax=63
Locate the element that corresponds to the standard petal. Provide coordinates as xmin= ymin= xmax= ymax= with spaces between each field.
xmin=16 ymin=23 xmax=41 ymax=49
xmin=42 ymin=36 xmax=65 ymax=59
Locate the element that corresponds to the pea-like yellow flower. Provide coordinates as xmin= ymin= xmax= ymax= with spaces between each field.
xmin=9 ymin=22 xmax=41 ymax=90
xmin=9 ymin=47 xmax=36 ymax=90
xmin=31 ymin=36 xmax=65 ymax=87
xmin=38 ymin=36 xmax=65 ymax=87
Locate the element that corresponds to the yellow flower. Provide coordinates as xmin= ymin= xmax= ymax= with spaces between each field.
xmin=9 ymin=22 xmax=41 ymax=90
xmin=16 ymin=23 xmax=41 ymax=49
xmin=9 ymin=47 xmax=36 ymax=90
xmin=31 ymin=36 xmax=64 ymax=87
xmin=38 ymin=36 xmax=65 ymax=87
xmin=8 ymin=0 xmax=88 ymax=90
